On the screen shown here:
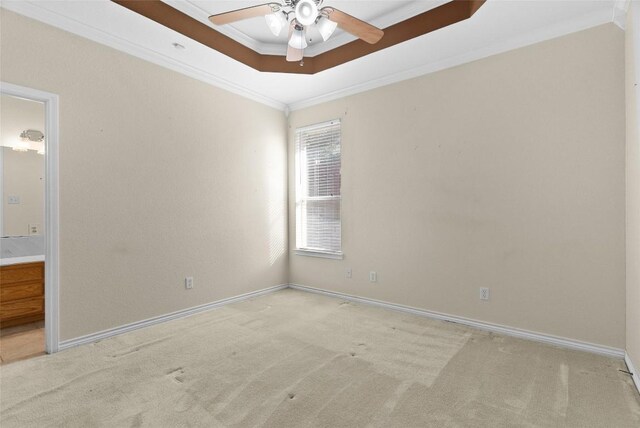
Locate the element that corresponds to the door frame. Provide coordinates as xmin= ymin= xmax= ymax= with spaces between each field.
xmin=1 ymin=82 xmax=60 ymax=353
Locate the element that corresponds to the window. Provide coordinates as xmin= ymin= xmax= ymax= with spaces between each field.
xmin=295 ymin=119 xmax=342 ymax=257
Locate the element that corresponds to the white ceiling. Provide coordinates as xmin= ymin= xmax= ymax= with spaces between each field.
xmin=1 ymin=1 xmax=626 ymax=110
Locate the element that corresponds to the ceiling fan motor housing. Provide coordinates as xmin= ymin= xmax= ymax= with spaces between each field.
xmin=293 ymin=0 xmax=320 ymax=26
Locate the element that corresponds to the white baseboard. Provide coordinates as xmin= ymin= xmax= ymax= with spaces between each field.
xmin=288 ymin=284 xmax=625 ymax=359
xmin=58 ymin=284 xmax=288 ymax=351
xmin=625 ymin=352 xmax=640 ymax=396
xmin=57 ymin=282 xmax=627 ymax=362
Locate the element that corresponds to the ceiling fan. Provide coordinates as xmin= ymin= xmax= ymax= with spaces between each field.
xmin=209 ymin=0 xmax=384 ymax=63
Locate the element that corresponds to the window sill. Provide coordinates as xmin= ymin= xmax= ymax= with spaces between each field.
xmin=295 ymin=249 xmax=344 ymax=260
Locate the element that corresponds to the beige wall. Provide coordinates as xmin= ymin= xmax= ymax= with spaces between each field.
xmin=288 ymin=24 xmax=626 ymax=349
xmin=626 ymin=4 xmax=640 ymax=371
xmin=1 ymin=95 xmax=46 ymax=236
xmin=0 ymin=10 xmax=288 ymax=341
xmin=0 ymin=8 xmax=629 ymax=351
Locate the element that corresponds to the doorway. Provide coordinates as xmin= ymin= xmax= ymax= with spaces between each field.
xmin=0 ymin=82 xmax=59 ymax=359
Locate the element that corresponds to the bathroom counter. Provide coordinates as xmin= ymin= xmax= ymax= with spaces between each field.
xmin=0 ymin=255 xmax=45 ymax=266
xmin=1 ymin=236 xmax=45 ymax=266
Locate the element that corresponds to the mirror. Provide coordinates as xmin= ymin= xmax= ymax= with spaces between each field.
xmin=1 ymin=94 xmax=45 ymax=238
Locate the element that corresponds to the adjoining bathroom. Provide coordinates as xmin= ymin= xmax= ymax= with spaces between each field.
xmin=0 ymin=94 xmax=46 ymax=364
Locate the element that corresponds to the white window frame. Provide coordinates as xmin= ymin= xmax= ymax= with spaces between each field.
xmin=295 ymin=119 xmax=343 ymax=259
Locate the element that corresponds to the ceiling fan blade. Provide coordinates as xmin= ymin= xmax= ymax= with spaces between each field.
xmin=321 ymin=7 xmax=383 ymax=44
xmin=286 ymin=22 xmax=303 ymax=62
xmin=209 ymin=3 xmax=281 ymax=26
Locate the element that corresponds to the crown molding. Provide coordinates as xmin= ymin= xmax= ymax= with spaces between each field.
xmin=288 ymin=6 xmax=616 ymax=111
xmin=615 ymin=0 xmax=632 ymax=14
xmin=613 ymin=0 xmax=631 ymax=29
xmin=170 ymin=0 xmax=451 ymax=58
xmin=168 ymin=0 xmax=285 ymax=56
xmin=112 ymin=0 xmax=486 ymax=75
xmin=304 ymin=0 xmax=451 ymax=57
xmin=1 ymin=1 xmax=621 ymax=113
xmin=0 ymin=0 xmax=287 ymax=111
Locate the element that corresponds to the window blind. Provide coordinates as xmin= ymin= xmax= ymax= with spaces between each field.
xmin=295 ymin=120 xmax=342 ymax=254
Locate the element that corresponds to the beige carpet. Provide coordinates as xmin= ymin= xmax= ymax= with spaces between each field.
xmin=1 ymin=289 xmax=639 ymax=427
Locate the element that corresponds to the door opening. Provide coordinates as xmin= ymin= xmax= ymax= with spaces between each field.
xmin=0 ymin=82 xmax=59 ymax=358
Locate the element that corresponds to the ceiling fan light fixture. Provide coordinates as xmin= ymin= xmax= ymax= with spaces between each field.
xmin=265 ymin=11 xmax=287 ymax=36
xmin=317 ymin=15 xmax=337 ymax=41
xmin=294 ymin=0 xmax=318 ymax=27
xmin=206 ymin=0 xmax=387 ymax=66
xmin=288 ymin=27 xmax=307 ymax=49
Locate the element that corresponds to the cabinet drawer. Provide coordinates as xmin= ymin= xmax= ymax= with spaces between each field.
xmin=0 ymin=262 xmax=44 ymax=285
xmin=1 ymin=281 xmax=43 ymax=302
xmin=0 ymin=297 xmax=44 ymax=320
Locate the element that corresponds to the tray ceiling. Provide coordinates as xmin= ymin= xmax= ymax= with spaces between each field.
xmin=174 ymin=1 xmax=447 ymax=56
xmin=114 ymin=0 xmax=485 ymax=74
xmin=0 ymin=1 xmax=624 ymax=110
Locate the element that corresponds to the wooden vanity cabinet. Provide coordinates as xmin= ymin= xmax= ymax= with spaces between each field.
xmin=0 ymin=262 xmax=45 ymax=328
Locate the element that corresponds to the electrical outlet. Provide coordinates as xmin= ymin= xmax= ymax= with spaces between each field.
xmin=369 ymin=271 xmax=377 ymax=283
xmin=480 ymin=287 xmax=490 ymax=301
xmin=8 ymin=195 xmax=20 ymax=204
xmin=185 ymin=277 xmax=194 ymax=290
xmin=28 ymin=224 xmax=40 ymax=235
xmin=346 ymin=268 xmax=352 ymax=278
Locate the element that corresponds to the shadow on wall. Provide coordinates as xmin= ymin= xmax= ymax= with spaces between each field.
xmin=267 ymin=137 xmax=287 ymax=266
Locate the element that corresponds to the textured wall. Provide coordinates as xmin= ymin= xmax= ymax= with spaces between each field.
xmin=626 ymin=4 xmax=640 ymax=371
xmin=0 ymin=8 xmax=629 ymax=352
xmin=288 ymin=24 xmax=626 ymax=348
xmin=0 ymin=10 xmax=288 ymax=341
